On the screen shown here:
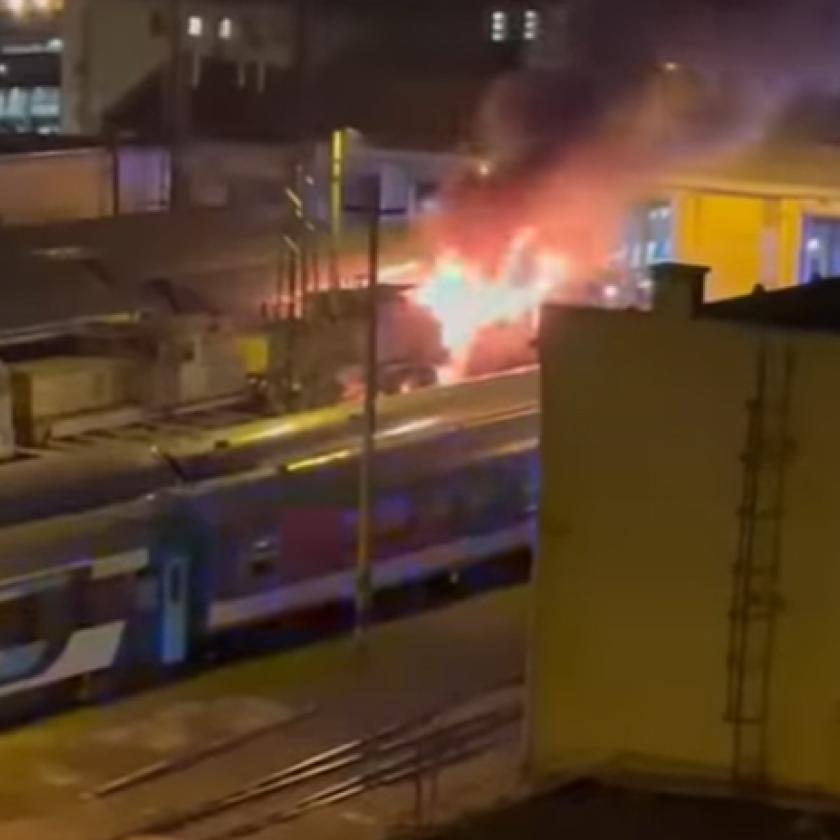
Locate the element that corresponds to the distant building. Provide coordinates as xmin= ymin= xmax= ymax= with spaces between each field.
xmin=532 ymin=263 xmax=840 ymax=797
xmin=613 ymin=144 xmax=840 ymax=301
xmin=0 ymin=0 xmax=549 ymax=141
xmin=0 ymin=0 xmax=63 ymax=133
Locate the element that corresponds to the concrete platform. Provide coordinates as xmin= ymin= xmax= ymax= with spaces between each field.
xmin=0 ymin=585 xmax=527 ymax=840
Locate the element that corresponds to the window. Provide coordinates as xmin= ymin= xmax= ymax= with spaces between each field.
xmin=219 ymin=16 xmax=234 ymax=39
xmin=0 ymin=593 xmax=38 ymax=646
xmin=800 ymin=216 xmax=840 ymax=283
xmin=624 ymin=202 xmax=673 ymax=269
xmin=490 ymin=9 xmax=508 ymax=42
xmin=149 ymin=10 xmax=165 ymax=36
xmin=375 ymin=496 xmax=413 ymax=541
xmin=29 ymin=86 xmax=59 ymax=118
xmin=523 ymin=9 xmax=540 ymax=40
xmin=82 ymin=576 xmax=131 ymax=625
xmin=247 ymin=533 xmax=280 ymax=577
xmin=187 ymin=14 xmax=203 ymax=37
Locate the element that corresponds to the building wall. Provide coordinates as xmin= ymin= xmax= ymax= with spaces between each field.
xmin=0 ymin=147 xmax=112 ymax=222
xmin=669 ymin=188 xmax=822 ymax=301
xmin=62 ymin=0 xmax=294 ymax=135
xmin=532 ymin=272 xmax=840 ymax=797
xmin=664 ymin=162 xmax=840 ymax=301
xmin=0 ymin=145 xmax=170 ymax=223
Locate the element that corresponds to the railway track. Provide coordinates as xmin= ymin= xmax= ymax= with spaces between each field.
xmin=108 ymin=680 xmax=522 ymax=840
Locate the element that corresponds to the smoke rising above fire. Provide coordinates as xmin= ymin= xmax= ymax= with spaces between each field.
xmin=409 ymin=0 xmax=840 ymax=379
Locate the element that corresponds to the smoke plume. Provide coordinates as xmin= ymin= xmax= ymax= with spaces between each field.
xmin=432 ymin=0 xmax=840 ymax=277
xmin=484 ymin=0 xmax=840 ymax=178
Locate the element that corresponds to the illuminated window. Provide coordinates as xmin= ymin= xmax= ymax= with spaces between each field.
xmin=523 ymin=9 xmax=540 ymax=40
xmin=624 ymin=201 xmax=673 ymax=270
xmin=187 ymin=14 xmax=203 ymax=37
xmin=800 ymin=216 xmax=840 ymax=283
xmin=490 ymin=9 xmax=508 ymax=42
xmin=0 ymin=63 xmax=7 ymax=76
xmin=29 ymin=85 xmax=59 ymax=118
xmin=219 ymin=16 xmax=234 ymax=39
xmin=4 ymin=0 xmax=25 ymax=16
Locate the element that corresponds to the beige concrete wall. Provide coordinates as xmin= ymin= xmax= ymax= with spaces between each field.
xmin=532 ymin=289 xmax=840 ymax=797
xmin=0 ymin=149 xmax=111 ymax=223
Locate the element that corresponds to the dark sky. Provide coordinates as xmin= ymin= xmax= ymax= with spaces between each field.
xmin=482 ymin=0 xmax=840 ymax=177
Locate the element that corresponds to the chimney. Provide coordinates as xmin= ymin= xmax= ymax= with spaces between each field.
xmin=650 ymin=262 xmax=708 ymax=318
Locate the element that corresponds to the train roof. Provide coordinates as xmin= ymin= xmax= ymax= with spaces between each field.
xmin=0 ymin=397 xmax=538 ymax=586
xmin=0 ymin=367 xmax=539 ymax=529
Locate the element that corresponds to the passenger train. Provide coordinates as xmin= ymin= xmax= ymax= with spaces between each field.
xmin=0 ymin=368 xmax=538 ymax=722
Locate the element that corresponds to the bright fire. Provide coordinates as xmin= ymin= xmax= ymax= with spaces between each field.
xmin=411 ymin=227 xmax=569 ymax=377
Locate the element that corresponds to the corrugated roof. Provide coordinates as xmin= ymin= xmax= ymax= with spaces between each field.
xmin=0 ymin=208 xmax=284 ymax=335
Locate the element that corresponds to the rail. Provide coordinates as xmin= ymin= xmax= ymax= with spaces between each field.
xmin=110 ymin=678 xmax=522 ymax=840
xmin=87 ymin=705 xmax=316 ymax=799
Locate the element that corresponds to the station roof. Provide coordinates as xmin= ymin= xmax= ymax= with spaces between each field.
xmin=0 ymin=208 xmax=284 ymax=338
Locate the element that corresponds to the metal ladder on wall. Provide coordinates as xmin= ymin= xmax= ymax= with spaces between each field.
xmin=726 ymin=338 xmax=795 ymax=786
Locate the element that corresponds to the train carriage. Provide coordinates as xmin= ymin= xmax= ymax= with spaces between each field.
xmin=0 ymin=376 xmax=538 ymax=724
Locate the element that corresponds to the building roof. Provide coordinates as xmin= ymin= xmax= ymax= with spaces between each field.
xmin=0 ymin=208 xmax=285 ymax=337
xmin=702 ymin=276 xmax=840 ymax=332
xmin=670 ymin=142 xmax=840 ymax=196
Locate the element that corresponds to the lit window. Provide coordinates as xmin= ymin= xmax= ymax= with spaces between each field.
xmin=800 ymin=216 xmax=840 ymax=283
xmin=4 ymin=0 xmax=25 ymax=17
xmin=219 ymin=16 xmax=233 ymax=39
xmin=523 ymin=9 xmax=540 ymax=40
xmin=0 ymin=63 xmax=7 ymax=76
xmin=623 ymin=201 xmax=674 ymax=270
xmin=490 ymin=9 xmax=508 ymax=42
xmin=187 ymin=15 xmax=203 ymax=37
xmin=30 ymin=85 xmax=59 ymax=118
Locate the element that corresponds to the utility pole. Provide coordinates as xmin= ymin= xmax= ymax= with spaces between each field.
xmin=329 ymin=127 xmax=346 ymax=289
xmin=355 ymin=174 xmax=382 ymax=647
xmin=167 ymin=0 xmax=189 ymax=210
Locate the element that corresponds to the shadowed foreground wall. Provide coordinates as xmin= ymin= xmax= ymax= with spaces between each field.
xmin=532 ymin=276 xmax=840 ymax=797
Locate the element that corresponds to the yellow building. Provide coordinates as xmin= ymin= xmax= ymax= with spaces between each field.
xmin=635 ymin=144 xmax=840 ymax=301
xmin=532 ymin=263 xmax=840 ymax=798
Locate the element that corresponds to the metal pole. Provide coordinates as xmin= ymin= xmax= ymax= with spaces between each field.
xmin=110 ymin=131 xmax=121 ymax=216
xmin=168 ymin=0 xmax=189 ymax=210
xmin=329 ymin=128 xmax=345 ymax=289
xmin=355 ymin=175 xmax=381 ymax=646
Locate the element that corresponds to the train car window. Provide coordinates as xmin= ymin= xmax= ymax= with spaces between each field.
xmin=83 ymin=577 xmax=132 ymax=626
xmin=342 ymin=509 xmax=359 ymax=545
xmin=0 ymin=594 xmax=38 ymax=646
xmin=459 ymin=473 xmax=499 ymax=522
xmin=134 ymin=567 xmax=158 ymax=612
xmin=423 ymin=488 xmax=455 ymax=525
xmin=375 ymin=496 xmax=413 ymax=541
xmin=247 ymin=533 xmax=281 ymax=578
xmin=250 ymin=557 xmax=275 ymax=577
xmin=168 ymin=566 xmax=183 ymax=603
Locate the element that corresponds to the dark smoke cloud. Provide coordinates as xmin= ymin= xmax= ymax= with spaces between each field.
xmin=479 ymin=0 xmax=840 ymax=180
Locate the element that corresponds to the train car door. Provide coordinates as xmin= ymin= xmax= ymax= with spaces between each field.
xmin=160 ymin=553 xmax=189 ymax=666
